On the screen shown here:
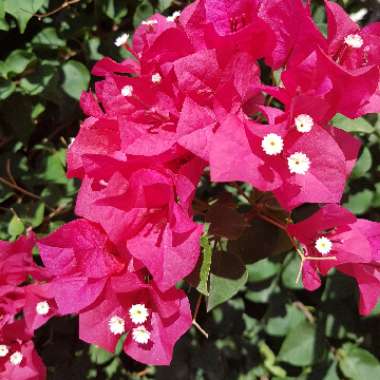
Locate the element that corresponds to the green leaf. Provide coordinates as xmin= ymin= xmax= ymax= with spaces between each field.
xmin=32 ymin=27 xmax=65 ymax=48
xmin=281 ymin=253 xmax=303 ymax=290
xmin=207 ymin=251 xmax=248 ymax=311
xmin=159 ymin=0 xmax=173 ymax=11
xmin=265 ymin=301 xmax=306 ymax=337
xmin=4 ymin=0 xmax=46 ymax=33
xmin=89 ymin=345 xmax=114 ymax=365
xmin=19 ymin=62 xmax=56 ymax=95
xmin=351 ymin=147 xmax=372 ymax=179
xmin=278 ymin=321 xmax=326 ymax=366
xmin=332 ymin=114 xmax=374 ymax=134
xmin=37 ymin=149 xmax=68 ymax=185
xmin=0 ymin=78 xmax=15 ymax=99
xmin=3 ymin=49 xmax=35 ymax=78
xmin=198 ymin=236 xmax=213 ymax=295
xmin=101 ymin=0 xmax=128 ymax=22
xmin=61 ymin=60 xmax=90 ymax=100
xmin=8 ymin=214 xmax=25 ymax=239
xmin=0 ymin=0 xmax=9 ymax=31
xmin=133 ymin=0 xmax=154 ymax=27
xmin=247 ymin=258 xmax=280 ymax=283
xmin=344 ymin=189 xmax=374 ymax=215
xmin=339 ymin=343 xmax=380 ymax=380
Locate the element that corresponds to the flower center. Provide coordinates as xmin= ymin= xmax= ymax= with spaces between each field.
xmin=344 ymin=34 xmax=363 ymax=49
xmin=295 ymin=114 xmax=314 ymax=133
xmin=132 ymin=326 xmax=151 ymax=344
xmin=167 ymin=11 xmax=181 ymax=22
xmin=142 ymin=19 xmax=158 ymax=26
xmin=121 ymin=85 xmax=133 ymax=97
xmin=287 ymin=152 xmax=310 ymax=175
xmin=0 ymin=345 xmax=9 ymax=357
xmin=108 ymin=316 xmax=125 ymax=335
xmin=36 ymin=301 xmax=50 ymax=316
xmin=151 ymin=73 xmax=162 ymax=84
xmin=315 ymin=236 xmax=333 ymax=255
xmin=10 ymin=351 xmax=23 ymax=366
xmin=114 ymin=33 xmax=129 ymax=47
xmin=261 ymin=133 xmax=284 ymax=155
xmin=129 ymin=304 xmax=149 ymax=325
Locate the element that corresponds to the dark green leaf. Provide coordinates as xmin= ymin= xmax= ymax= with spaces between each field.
xmin=61 ymin=60 xmax=90 ymax=100
xmin=8 ymin=214 xmax=25 ymax=239
xmin=339 ymin=343 xmax=380 ymax=380
xmin=133 ymin=0 xmax=154 ymax=27
xmin=207 ymin=251 xmax=248 ymax=311
xmin=332 ymin=114 xmax=374 ymax=134
xmin=278 ymin=321 xmax=327 ymax=366
xmin=344 ymin=189 xmax=374 ymax=215
xmin=4 ymin=0 xmax=46 ymax=32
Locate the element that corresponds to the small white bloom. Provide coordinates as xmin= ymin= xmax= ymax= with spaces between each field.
xmin=99 ymin=179 xmax=108 ymax=187
xmin=261 ymin=133 xmax=284 ymax=156
xmin=142 ymin=19 xmax=158 ymax=26
xmin=167 ymin=11 xmax=181 ymax=22
xmin=295 ymin=114 xmax=314 ymax=133
xmin=151 ymin=73 xmax=162 ymax=84
xmin=114 ymin=33 xmax=129 ymax=47
xmin=0 ymin=345 xmax=9 ymax=357
xmin=108 ymin=316 xmax=125 ymax=335
xmin=10 ymin=351 xmax=23 ymax=366
xmin=350 ymin=9 xmax=368 ymax=23
xmin=315 ymin=236 xmax=333 ymax=255
xmin=36 ymin=301 xmax=50 ymax=316
xmin=288 ymin=152 xmax=311 ymax=175
xmin=129 ymin=304 xmax=149 ymax=325
xmin=121 ymin=85 xmax=133 ymax=97
xmin=344 ymin=34 xmax=364 ymax=49
xmin=132 ymin=326 xmax=150 ymax=344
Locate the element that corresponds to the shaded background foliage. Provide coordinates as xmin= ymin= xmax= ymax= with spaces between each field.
xmin=1 ymin=0 xmax=380 ymax=379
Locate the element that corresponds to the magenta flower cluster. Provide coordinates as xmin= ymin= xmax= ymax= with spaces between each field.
xmin=2 ymin=1 xmax=380 ymax=378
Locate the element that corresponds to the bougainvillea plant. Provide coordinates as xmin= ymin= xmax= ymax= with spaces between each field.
xmin=1 ymin=0 xmax=380 ymax=377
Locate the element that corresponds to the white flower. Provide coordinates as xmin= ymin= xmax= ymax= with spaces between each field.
xmin=151 ymin=73 xmax=162 ymax=84
xmin=0 ymin=345 xmax=9 ymax=357
xmin=132 ymin=326 xmax=150 ymax=344
xmin=36 ymin=301 xmax=50 ymax=316
xmin=108 ymin=316 xmax=125 ymax=335
xmin=114 ymin=33 xmax=129 ymax=47
xmin=315 ymin=236 xmax=333 ymax=255
xmin=261 ymin=133 xmax=284 ymax=156
xmin=344 ymin=34 xmax=364 ymax=49
xmin=10 ymin=351 xmax=23 ymax=366
xmin=287 ymin=152 xmax=311 ymax=175
xmin=129 ymin=304 xmax=149 ymax=325
xmin=121 ymin=85 xmax=133 ymax=97
xmin=295 ymin=114 xmax=314 ymax=133
xmin=350 ymin=9 xmax=368 ymax=23
xmin=142 ymin=19 xmax=158 ymax=26
xmin=167 ymin=11 xmax=181 ymax=22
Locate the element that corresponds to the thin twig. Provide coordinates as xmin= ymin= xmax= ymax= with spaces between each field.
xmin=257 ymin=212 xmax=287 ymax=231
xmin=192 ymin=294 xmax=208 ymax=338
xmin=35 ymin=0 xmax=81 ymax=19
xmin=193 ymin=320 xmax=209 ymax=339
xmin=0 ymin=177 xmax=54 ymax=211
xmin=5 ymin=159 xmax=16 ymax=185
xmin=293 ymin=301 xmax=315 ymax=324
xmin=193 ymin=294 xmax=203 ymax=322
